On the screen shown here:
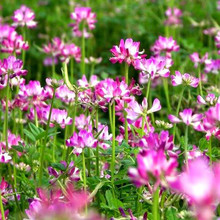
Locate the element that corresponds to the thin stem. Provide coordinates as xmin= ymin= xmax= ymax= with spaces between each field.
xmin=111 ymin=101 xmax=116 ymax=183
xmin=173 ymin=86 xmax=185 ymax=143
xmin=4 ymin=72 xmax=10 ymax=151
xmin=38 ymin=88 xmax=56 ymax=185
xmin=152 ymin=187 xmax=160 ymax=220
xmin=70 ymin=58 xmax=74 ymax=83
xmin=82 ymin=150 xmax=87 ymax=192
xmin=109 ymin=103 xmax=112 ymax=132
xmin=198 ymin=64 xmax=203 ymax=96
xmin=34 ymin=107 xmax=39 ymax=127
xmin=184 ymin=125 xmax=189 ymax=169
xmin=208 ymin=136 xmax=212 ymax=165
xmin=81 ymin=21 xmax=86 ymax=76
xmin=95 ymin=109 xmax=100 ymax=176
xmin=22 ymin=26 xmax=26 ymax=66
xmin=0 ymin=192 xmax=5 ymax=220
xmin=52 ymin=127 xmax=57 ymax=162
xmin=52 ymin=62 xmax=55 ymax=78
xmin=146 ymin=75 xmax=151 ymax=100
xmin=162 ymin=78 xmax=171 ymax=113
xmin=124 ymin=63 xmax=129 ymax=143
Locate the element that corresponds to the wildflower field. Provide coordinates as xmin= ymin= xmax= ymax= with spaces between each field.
xmin=0 ymin=0 xmax=220 ymax=219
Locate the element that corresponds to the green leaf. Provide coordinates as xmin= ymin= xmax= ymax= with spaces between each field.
xmin=165 ymin=207 xmax=179 ymax=220
xmin=23 ymin=129 xmax=36 ymax=142
xmin=11 ymin=144 xmax=24 ymax=152
xmin=51 ymin=163 xmax=66 ymax=171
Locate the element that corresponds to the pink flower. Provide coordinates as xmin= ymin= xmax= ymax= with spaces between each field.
xmin=70 ymin=7 xmax=97 ymax=38
xmin=151 ymin=36 xmax=179 ymax=58
xmin=77 ymin=74 xmax=99 ymax=87
xmin=110 ymin=38 xmax=146 ymax=66
xmin=168 ymin=109 xmax=203 ymax=126
xmin=12 ymin=5 xmax=37 ymax=28
xmin=60 ymin=43 xmax=81 ymax=63
xmin=1 ymin=32 xmax=29 ymax=54
xmin=164 ymin=7 xmax=182 ymax=26
xmin=66 ymin=130 xmax=97 ymax=156
xmin=0 ymin=147 xmax=11 ymax=163
xmin=197 ymin=94 xmax=219 ymax=106
xmin=56 ymin=85 xmax=75 ymax=104
xmin=42 ymin=106 xmax=72 ymax=129
xmin=125 ymin=97 xmax=161 ymax=123
xmin=204 ymin=59 xmax=220 ymax=74
xmin=43 ymin=37 xmax=64 ymax=58
xmin=189 ymin=52 xmax=208 ymax=68
xmin=170 ymin=157 xmax=220 ymax=220
xmin=135 ymin=56 xmax=170 ymax=80
xmin=128 ymin=149 xmax=178 ymax=189
xmin=171 ymin=71 xmax=199 ymax=87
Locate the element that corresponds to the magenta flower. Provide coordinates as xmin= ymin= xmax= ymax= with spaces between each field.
xmin=171 ymin=71 xmax=199 ymax=87
xmin=12 ymin=5 xmax=37 ymax=28
xmin=0 ymin=56 xmax=27 ymax=78
xmin=42 ymin=106 xmax=72 ymax=129
xmin=70 ymin=7 xmax=97 ymax=38
xmin=189 ymin=52 xmax=209 ymax=68
xmin=60 ymin=43 xmax=81 ymax=63
xmin=0 ymin=147 xmax=11 ymax=163
xmin=165 ymin=7 xmax=182 ymax=26
xmin=170 ymin=157 xmax=220 ymax=220
xmin=66 ymin=130 xmax=97 ymax=156
xmin=43 ymin=37 xmax=64 ymax=58
xmin=110 ymin=38 xmax=146 ymax=66
xmin=151 ymin=36 xmax=179 ymax=58
xmin=204 ymin=59 xmax=220 ymax=74
xmin=128 ymin=149 xmax=178 ymax=189
xmin=56 ymin=85 xmax=75 ymax=104
xmin=215 ymin=31 xmax=220 ymax=54
xmin=168 ymin=109 xmax=203 ymax=126
xmin=135 ymin=56 xmax=170 ymax=80
xmin=77 ymin=74 xmax=99 ymax=87
xmin=48 ymin=161 xmax=80 ymax=184
xmin=1 ymin=32 xmax=29 ymax=54
xmin=197 ymin=93 xmax=219 ymax=106
xmin=125 ymin=97 xmax=161 ymax=123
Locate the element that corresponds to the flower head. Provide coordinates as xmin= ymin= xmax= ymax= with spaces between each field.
xmin=110 ymin=38 xmax=146 ymax=66
xmin=12 ymin=5 xmax=37 ymax=28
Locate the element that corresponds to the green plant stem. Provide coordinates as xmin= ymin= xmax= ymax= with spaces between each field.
xmin=109 ymin=103 xmax=113 ymax=132
xmin=38 ymin=88 xmax=56 ymax=185
xmin=22 ymin=26 xmax=26 ymax=66
xmin=152 ymin=187 xmax=160 ymax=220
xmin=173 ymin=86 xmax=185 ymax=143
xmin=34 ymin=107 xmax=39 ymax=127
xmin=208 ymin=136 xmax=212 ymax=165
xmin=81 ymin=21 xmax=86 ymax=76
xmin=184 ymin=126 xmax=189 ymax=168
xmin=111 ymin=101 xmax=116 ymax=183
xmin=4 ymin=72 xmax=10 ymax=150
xmin=162 ymin=78 xmax=171 ymax=113
xmin=124 ymin=63 xmax=129 ymax=143
xmin=146 ymin=75 xmax=151 ymax=100
xmin=198 ymin=64 xmax=203 ymax=96
xmin=70 ymin=58 xmax=74 ymax=83
xmin=0 ymin=192 xmax=5 ymax=220
xmin=95 ymin=109 xmax=100 ymax=176
xmin=82 ymin=150 xmax=87 ymax=194
xmin=52 ymin=62 xmax=55 ymax=78
xmin=52 ymin=127 xmax=57 ymax=162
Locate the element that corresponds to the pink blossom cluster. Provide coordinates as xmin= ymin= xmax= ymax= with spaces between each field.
xmin=164 ymin=7 xmax=182 ymax=26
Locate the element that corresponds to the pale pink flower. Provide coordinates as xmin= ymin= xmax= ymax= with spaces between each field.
xmin=12 ymin=5 xmax=37 ymax=28
xmin=197 ymin=94 xmax=219 ymax=106
xmin=110 ymin=38 xmax=146 ymax=65
xmin=189 ymin=52 xmax=209 ymax=68
xmin=171 ymin=71 xmax=199 ymax=87
xmin=60 ymin=43 xmax=81 ymax=63
xmin=165 ymin=7 xmax=182 ymax=26
xmin=168 ymin=109 xmax=203 ymax=126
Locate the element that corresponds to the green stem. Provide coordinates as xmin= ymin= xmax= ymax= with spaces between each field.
xmin=173 ymin=86 xmax=185 ymax=143
xmin=52 ymin=62 xmax=55 ymax=78
xmin=34 ymin=107 xmax=39 ymax=127
xmin=52 ymin=127 xmax=57 ymax=162
xmin=146 ymin=75 xmax=151 ymax=100
xmin=95 ymin=109 xmax=100 ymax=176
xmin=4 ymin=72 xmax=10 ymax=150
xmin=162 ymin=78 xmax=171 ymax=113
xmin=124 ymin=63 xmax=129 ymax=143
xmin=82 ymin=150 xmax=87 ymax=214
xmin=81 ymin=21 xmax=86 ymax=76
xmin=22 ymin=26 xmax=26 ymax=66
xmin=152 ymin=187 xmax=160 ymax=220
xmin=0 ymin=192 xmax=5 ymax=220
xmin=198 ymin=64 xmax=203 ymax=96
xmin=208 ymin=136 xmax=212 ymax=165
xmin=111 ymin=101 xmax=116 ymax=183
xmin=109 ymin=103 xmax=113 ymax=132
xmin=38 ymin=88 xmax=56 ymax=185
xmin=70 ymin=58 xmax=74 ymax=83
xmin=184 ymin=126 xmax=189 ymax=168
